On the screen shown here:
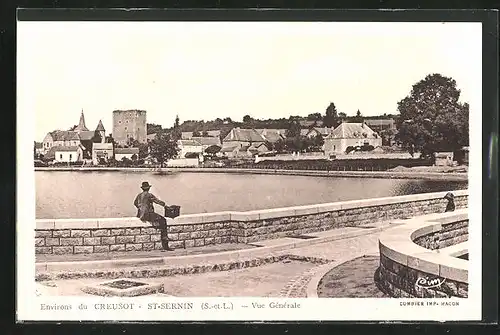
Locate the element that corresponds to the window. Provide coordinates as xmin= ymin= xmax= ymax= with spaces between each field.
xmin=60 ymin=154 xmax=63 ymax=159
xmin=69 ymin=154 xmax=72 ymax=161
xmin=125 ymin=127 xmax=128 ymax=130
xmin=126 ymin=120 xmax=129 ymax=124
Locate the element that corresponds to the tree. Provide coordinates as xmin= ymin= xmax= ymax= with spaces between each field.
xmin=192 ymin=130 xmax=201 ymax=137
xmin=323 ymin=102 xmax=339 ymax=128
xmin=106 ymin=134 xmax=116 ymax=145
xmin=338 ymin=112 xmax=347 ymax=119
xmin=171 ymin=115 xmax=182 ymax=141
xmin=352 ymin=109 xmax=363 ymax=123
xmin=313 ymin=134 xmax=324 ymax=148
xmin=395 ymin=73 xmax=469 ymax=157
xmin=148 ymin=131 xmax=179 ymax=167
xmin=243 ymin=115 xmax=252 ymax=123
xmin=202 ymin=130 xmax=209 ymax=137
xmin=273 ymin=139 xmax=286 ymax=153
xmin=131 ymin=154 xmax=138 ymax=161
xmin=307 ymin=113 xmax=322 ymax=121
xmin=147 ymin=123 xmax=162 ymax=135
xmin=205 ymin=145 xmax=221 ymax=156
xmin=285 ymin=120 xmax=301 ymax=138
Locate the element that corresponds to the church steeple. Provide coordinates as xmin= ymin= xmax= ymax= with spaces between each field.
xmin=95 ymin=120 xmax=106 ymax=143
xmin=75 ymin=109 xmax=89 ymax=132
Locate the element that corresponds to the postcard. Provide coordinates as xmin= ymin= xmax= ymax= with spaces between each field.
xmin=17 ymin=17 xmax=482 ymax=322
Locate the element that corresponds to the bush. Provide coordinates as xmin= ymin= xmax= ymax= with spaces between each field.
xmin=345 ymin=146 xmax=356 ymax=154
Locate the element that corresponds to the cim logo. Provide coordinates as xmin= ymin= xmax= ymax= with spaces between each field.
xmin=415 ymin=276 xmax=446 ymax=289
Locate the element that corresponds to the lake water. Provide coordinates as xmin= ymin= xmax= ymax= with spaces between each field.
xmin=35 ymin=171 xmax=468 ymax=219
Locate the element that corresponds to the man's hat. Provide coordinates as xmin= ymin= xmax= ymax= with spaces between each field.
xmin=444 ymin=192 xmax=454 ymax=200
xmin=141 ymin=181 xmax=151 ymax=190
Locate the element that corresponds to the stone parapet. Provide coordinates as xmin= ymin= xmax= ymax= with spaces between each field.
xmin=377 ymin=210 xmax=469 ymax=298
xmin=35 ymin=190 xmax=468 ymax=255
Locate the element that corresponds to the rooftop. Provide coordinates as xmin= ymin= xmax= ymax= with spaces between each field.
xmin=53 ymin=145 xmax=82 ymax=152
xmin=115 ymin=147 xmax=139 ymax=154
xmin=223 ymin=127 xmax=267 ymax=143
xmin=326 ymin=123 xmax=378 ymax=140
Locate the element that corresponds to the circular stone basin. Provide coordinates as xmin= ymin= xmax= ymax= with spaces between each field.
xmin=317 ymin=256 xmax=388 ymax=298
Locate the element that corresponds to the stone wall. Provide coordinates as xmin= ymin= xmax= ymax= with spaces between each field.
xmin=36 ymin=190 xmax=468 ymax=255
xmin=413 ymin=219 xmax=468 ymax=250
xmin=377 ymin=211 xmax=469 ymax=298
xmin=378 ymin=253 xmax=468 ymax=298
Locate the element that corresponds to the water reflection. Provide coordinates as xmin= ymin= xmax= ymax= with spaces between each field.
xmin=35 ymin=171 xmax=467 ymax=219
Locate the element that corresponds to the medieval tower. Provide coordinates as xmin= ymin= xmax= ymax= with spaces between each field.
xmin=112 ymin=110 xmax=147 ymax=145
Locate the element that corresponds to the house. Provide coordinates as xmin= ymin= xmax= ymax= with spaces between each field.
xmin=323 ymin=122 xmax=382 ymax=155
xmin=177 ymin=139 xmax=203 ymax=158
xmin=92 ymin=143 xmax=114 ymax=165
xmin=221 ymin=143 xmax=266 ymax=158
xmin=221 ymin=127 xmax=268 ymax=157
xmin=115 ymin=147 xmax=140 ymax=161
xmin=434 ymin=152 xmax=454 ymax=167
xmin=302 ymin=127 xmax=333 ymax=139
xmin=52 ymin=145 xmax=84 ymax=163
xmin=181 ymin=132 xmax=193 ymax=139
xmin=42 ymin=131 xmax=81 ymax=153
xmin=191 ymin=136 xmax=222 ymax=151
xmin=255 ymin=129 xmax=286 ymax=143
xmin=248 ymin=142 xmax=269 ymax=155
xmin=222 ymin=127 xmax=267 ymax=146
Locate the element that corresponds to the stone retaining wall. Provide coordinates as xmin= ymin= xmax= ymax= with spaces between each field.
xmin=36 ymin=190 xmax=468 ymax=255
xmin=377 ymin=211 xmax=469 ymax=298
xmin=413 ymin=219 xmax=468 ymax=250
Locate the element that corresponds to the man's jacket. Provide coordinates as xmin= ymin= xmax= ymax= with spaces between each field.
xmin=134 ymin=191 xmax=166 ymax=221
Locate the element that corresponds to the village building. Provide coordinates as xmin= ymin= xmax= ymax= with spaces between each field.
xmin=191 ymin=136 xmax=222 ymax=151
xmin=301 ymin=127 xmax=334 ymax=139
xmin=221 ymin=127 xmax=269 ymax=158
xmin=92 ymin=143 xmax=114 ymax=165
xmin=255 ymin=129 xmax=286 ymax=143
xmin=323 ymin=122 xmax=382 ymax=155
xmin=52 ymin=145 xmax=84 ymax=163
xmin=114 ymin=147 xmax=140 ymax=161
xmin=177 ymin=139 xmax=204 ymax=158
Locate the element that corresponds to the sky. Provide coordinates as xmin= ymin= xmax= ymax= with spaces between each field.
xmin=17 ymin=21 xmax=482 ymax=141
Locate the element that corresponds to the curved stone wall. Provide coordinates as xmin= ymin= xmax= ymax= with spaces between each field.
xmin=35 ymin=190 xmax=468 ymax=255
xmin=377 ymin=210 xmax=468 ymax=298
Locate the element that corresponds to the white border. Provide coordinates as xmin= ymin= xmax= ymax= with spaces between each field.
xmin=16 ymin=21 xmax=482 ymax=322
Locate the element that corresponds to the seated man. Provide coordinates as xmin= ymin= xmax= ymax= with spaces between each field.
xmin=134 ymin=181 xmax=174 ymax=251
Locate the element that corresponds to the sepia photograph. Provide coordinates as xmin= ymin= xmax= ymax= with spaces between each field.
xmin=17 ymin=17 xmax=482 ymax=321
